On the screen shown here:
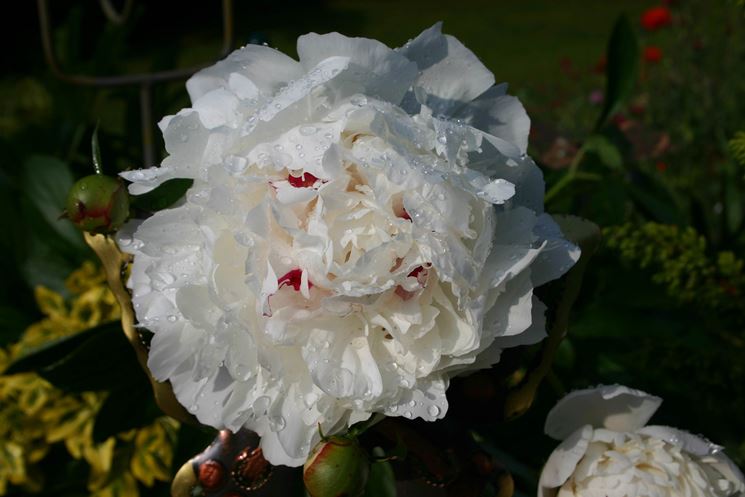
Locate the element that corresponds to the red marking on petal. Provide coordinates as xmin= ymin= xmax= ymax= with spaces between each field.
xmin=288 ymin=172 xmax=319 ymax=188
xmin=277 ymin=268 xmax=312 ymax=292
xmin=395 ymin=286 xmax=417 ymax=301
xmin=408 ymin=266 xmax=424 ymax=278
xmin=395 ymin=264 xmax=431 ymax=300
xmin=398 ymin=208 xmax=411 ymax=221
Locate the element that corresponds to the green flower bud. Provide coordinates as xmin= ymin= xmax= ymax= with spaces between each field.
xmin=303 ymin=435 xmax=370 ymax=497
xmin=65 ymin=174 xmax=129 ymax=233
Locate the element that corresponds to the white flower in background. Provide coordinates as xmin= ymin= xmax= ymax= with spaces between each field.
xmin=539 ymin=385 xmax=745 ymax=497
xmin=119 ymin=23 xmax=579 ymax=466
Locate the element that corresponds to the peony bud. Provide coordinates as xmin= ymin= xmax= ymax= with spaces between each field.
xmin=65 ymin=174 xmax=129 ymax=233
xmin=303 ymin=435 xmax=369 ymax=497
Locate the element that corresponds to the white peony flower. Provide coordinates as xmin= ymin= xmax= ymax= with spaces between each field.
xmin=539 ymin=385 xmax=745 ymax=497
xmin=118 ymin=23 xmax=579 ymax=467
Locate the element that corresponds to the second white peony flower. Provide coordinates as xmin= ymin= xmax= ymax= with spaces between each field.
xmin=119 ymin=23 xmax=579 ymax=466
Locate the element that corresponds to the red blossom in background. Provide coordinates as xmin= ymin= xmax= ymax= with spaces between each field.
xmin=656 ymin=161 xmax=668 ymax=172
xmin=644 ymin=46 xmax=663 ymax=63
xmin=640 ymin=6 xmax=672 ymax=31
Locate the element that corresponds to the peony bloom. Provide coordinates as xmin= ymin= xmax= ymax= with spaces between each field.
xmin=640 ymin=6 xmax=672 ymax=31
xmin=118 ymin=24 xmax=579 ymax=466
xmin=539 ymin=385 xmax=745 ymax=497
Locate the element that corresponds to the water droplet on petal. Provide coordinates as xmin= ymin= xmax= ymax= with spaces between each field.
xmin=299 ymin=125 xmax=317 ymax=136
xmin=253 ymin=396 xmax=270 ymax=416
xmin=269 ymin=415 xmax=286 ymax=432
xmin=428 ymin=405 xmax=441 ymax=417
xmin=350 ymin=95 xmax=367 ymax=107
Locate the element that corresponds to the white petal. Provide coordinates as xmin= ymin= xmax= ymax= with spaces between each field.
xmin=399 ymin=23 xmax=495 ymax=116
xmin=531 ymin=214 xmax=581 ymax=287
xmin=297 ymin=32 xmax=418 ymax=104
xmin=454 ymin=84 xmax=531 ymax=155
xmin=545 ymin=385 xmax=662 ymax=441
xmin=539 ymin=425 xmax=594 ymax=494
xmin=186 ymin=44 xmax=303 ymax=102
xmin=637 ymin=425 xmax=724 ymax=457
xmin=192 ymin=88 xmax=241 ymax=129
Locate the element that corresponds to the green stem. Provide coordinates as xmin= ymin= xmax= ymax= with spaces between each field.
xmin=544 ymin=145 xmax=587 ymax=204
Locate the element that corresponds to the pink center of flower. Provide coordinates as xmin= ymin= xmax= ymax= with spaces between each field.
xmin=287 ymin=172 xmax=319 ymax=188
xmin=277 ymin=268 xmax=312 ymax=292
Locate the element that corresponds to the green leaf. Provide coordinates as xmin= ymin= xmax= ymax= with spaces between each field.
xmin=130 ymin=178 xmax=193 ymax=212
xmin=627 ymin=169 xmax=686 ymax=225
xmin=583 ymin=134 xmax=623 ymax=170
xmin=93 ymin=374 xmax=161 ymax=442
xmin=595 ymin=15 xmax=639 ymax=129
xmin=5 ymin=322 xmax=117 ymax=375
xmin=724 ymin=164 xmax=744 ymax=236
xmin=36 ymin=323 xmax=144 ymax=392
xmin=0 ymin=306 xmax=34 ymax=347
xmin=21 ymin=155 xmax=87 ymax=253
xmin=17 ymin=156 xmax=91 ymax=293
xmin=364 ymin=448 xmax=396 ymax=497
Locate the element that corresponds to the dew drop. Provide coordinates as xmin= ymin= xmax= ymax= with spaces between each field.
xmin=253 ymin=396 xmax=270 ymax=415
xmin=167 ymin=315 xmax=177 ymax=322
xmin=350 ymin=95 xmax=367 ymax=107
xmin=403 ymin=411 xmax=412 ymax=418
xmin=408 ymin=400 xmax=416 ymax=408
xmin=428 ymin=405 xmax=441 ymax=417
xmin=299 ymin=125 xmax=317 ymax=136
xmin=269 ymin=415 xmax=286 ymax=432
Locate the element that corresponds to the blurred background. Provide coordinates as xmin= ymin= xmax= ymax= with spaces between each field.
xmin=1 ymin=1 xmax=744 ymax=496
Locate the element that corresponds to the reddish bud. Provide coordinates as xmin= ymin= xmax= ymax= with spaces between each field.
xmin=231 ymin=447 xmax=272 ymax=492
xmin=198 ymin=460 xmax=225 ymax=491
xmin=65 ymin=174 xmax=129 ymax=233
xmin=303 ymin=435 xmax=369 ymax=497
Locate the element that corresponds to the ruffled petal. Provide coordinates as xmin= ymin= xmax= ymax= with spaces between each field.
xmin=186 ymin=44 xmax=303 ymax=102
xmin=297 ymin=32 xmax=418 ymax=105
xmin=399 ymin=23 xmax=495 ymax=116
xmin=545 ymin=385 xmax=663 ymax=441
xmin=538 ymin=425 xmax=594 ymax=496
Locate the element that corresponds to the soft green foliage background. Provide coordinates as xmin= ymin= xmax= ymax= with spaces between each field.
xmin=1 ymin=1 xmax=744 ymax=496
